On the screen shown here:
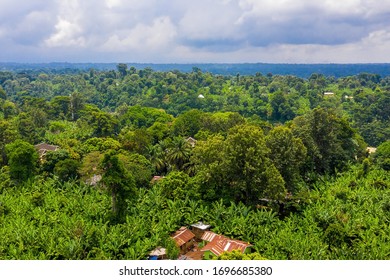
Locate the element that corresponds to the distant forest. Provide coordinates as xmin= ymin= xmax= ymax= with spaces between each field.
xmin=0 ymin=65 xmax=389 ymax=260
xmin=1 ymin=62 xmax=390 ymax=78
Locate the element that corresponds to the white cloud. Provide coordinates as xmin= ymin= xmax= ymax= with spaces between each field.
xmin=101 ymin=16 xmax=177 ymax=52
xmin=45 ymin=18 xmax=86 ymax=47
xmin=44 ymin=0 xmax=88 ymax=48
xmin=1 ymin=0 xmax=390 ymax=62
xmin=105 ymin=0 xmax=122 ymax=9
xmin=178 ymin=0 xmax=242 ymax=40
xmin=363 ymin=29 xmax=390 ymax=45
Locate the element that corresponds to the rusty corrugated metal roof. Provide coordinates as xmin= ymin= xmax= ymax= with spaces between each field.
xmin=201 ymin=231 xmax=218 ymax=242
xmin=172 ymin=227 xmax=195 ymax=247
xmin=201 ymin=235 xmax=225 ymax=256
xmin=201 ymin=234 xmax=252 ymax=256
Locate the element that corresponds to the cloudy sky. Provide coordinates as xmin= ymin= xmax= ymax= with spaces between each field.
xmin=1 ymin=0 xmax=390 ymax=63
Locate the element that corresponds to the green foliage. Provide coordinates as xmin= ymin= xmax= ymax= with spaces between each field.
xmin=117 ymin=152 xmax=153 ymax=188
xmin=119 ymin=128 xmax=152 ymax=155
xmin=45 ymin=120 xmax=93 ymax=146
xmin=5 ymin=140 xmax=38 ymax=183
xmin=165 ymin=137 xmax=192 ymax=171
xmin=1 ymin=67 xmax=390 ymax=260
xmin=0 ymin=85 xmax=6 ymax=100
xmin=80 ymin=137 xmax=122 ymax=154
xmin=192 ymin=124 xmax=287 ymax=204
xmin=0 ymin=168 xmax=389 ymax=259
xmin=375 ymin=140 xmax=390 ymax=170
xmin=212 ymin=249 xmax=267 ymax=260
xmin=79 ymin=151 xmax=104 ymax=182
xmin=2 ymin=100 xmax=17 ymax=119
xmin=80 ymin=105 xmax=118 ymax=137
xmin=172 ymin=109 xmax=204 ymax=137
xmin=101 ymin=151 xmax=136 ymax=222
xmin=54 ymin=159 xmax=80 ymax=181
xmin=223 ymin=124 xmax=286 ymax=203
xmin=40 ymin=149 xmax=70 ymax=175
xmin=49 ymin=96 xmax=71 ymax=120
xmin=266 ymin=126 xmax=306 ymax=192
xmin=0 ymin=119 xmax=19 ymax=164
xmin=292 ymin=108 xmax=361 ymax=175
xmin=156 ymin=171 xmax=200 ymax=201
xmin=119 ymin=106 xmax=173 ymax=129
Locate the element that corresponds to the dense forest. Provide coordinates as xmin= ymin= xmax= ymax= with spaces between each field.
xmin=2 ymin=62 xmax=390 ymax=78
xmin=0 ymin=65 xmax=389 ymax=259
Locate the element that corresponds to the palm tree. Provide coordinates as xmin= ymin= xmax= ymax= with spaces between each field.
xmin=166 ymin=137 xmax=192 ymax=171
xmin=146 ymin=144 xmax=166 ymax=174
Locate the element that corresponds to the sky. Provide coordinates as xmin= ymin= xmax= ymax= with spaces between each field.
xmin=1 ymin=0 xmax=390 ymax=63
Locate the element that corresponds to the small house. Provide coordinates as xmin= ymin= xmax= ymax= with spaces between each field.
xmin=185 ymin=137 xmax=197 ymax=148
xmin=200 ymin=231 xmax=252 ymax=259
xmin=172 ymin=226 xmax=195 ymax=254
xmin=191 ymin=222 xmax=211 ymax=241
xmin=34 ymin=143 xmax=59 ymax=160
xmin=323 ymin=92 xmax=335 ymax=96
xmin=151 ymin=176 xmax=164 ymax=183
xmin=149 ymin=247 xmax=167 ymax=260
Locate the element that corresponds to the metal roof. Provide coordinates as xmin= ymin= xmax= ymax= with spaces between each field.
xmin=149 ymin=247 xmax=167 ymax=256
xmin=172 ymin=227 xmax=195 ymax=247
xmin=201 ymin=234 xmax=252 ymax=256
xmin=191 ymin=222 xmax=211 ymax=230
xmin=201 ymin=231 xmax=218 ymax=242
xmin=34 ymin=143 xmax=59 ymax=151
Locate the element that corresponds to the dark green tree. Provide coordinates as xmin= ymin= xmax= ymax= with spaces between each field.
xmin=101 ymin=151 xmax=136 ymax=222
xmin=50 ymin=96 xmax=71 ymax=120
xmin=292 ymin=108 xmax=362 ymax=175
xmin=192 ymin=125 xmax=286 ymax=204
xmin=81 ymin=106 xmax=118 ymax=137
xmin=0 ymin=86 xmax=6 ymax=101
xmin=375 ymin=140 xmax=390 ymax=170
xmin=156 ymin=171 xmax=200 ymax=201
xmin=266 ymin=126 xmax=306 ymax=192
xmin=69 ymin=92 xmax=85 ymax=121
xmin=54 ymin=159 xmax=80 ymax=181
xmin=172 ymin=109 xmax=205 ymax=137
xmin=117 ymin=152 xmax=153 ymax=188
xmin=119 ymin=128 xmax=152 ymax=155
xmin=117 ymin=63 xmax=128 ymax=77
xmin=40 ymin=149 xmax=71 ymax=175
xmin=166 ymin=137 xmax=192 ymax=171
xmin=0 ymin=119 xmax=19 ymax=164
xmin=223 ymin=124 xmax=286 ymax=203
xmin=5 ymin=140 xmax=38 ymax=183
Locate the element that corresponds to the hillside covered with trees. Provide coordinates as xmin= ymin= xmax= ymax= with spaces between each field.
xmin=0 ymin=65 xmax=389 ymax=259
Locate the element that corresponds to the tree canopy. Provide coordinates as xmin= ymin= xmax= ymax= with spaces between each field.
xmin=0 ymin=66 xmax=389 ymax=260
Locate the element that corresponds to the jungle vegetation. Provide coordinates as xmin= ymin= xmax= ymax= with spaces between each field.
xmin=0 ymin=65 xmax=389 ymax=259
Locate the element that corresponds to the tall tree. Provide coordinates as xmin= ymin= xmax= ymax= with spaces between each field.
xmin=375 ymin=140 xmax=390 ymax=170
xmin=266 ymin=126 xmax=306 ymax=193
xmin=101 ymin=151 xmax=136 ymax=222
xmin=69 ymin=92 xmax=84 ymax=121
xmin=5 ymin=140 xmax=38 ymax=183
xmin=223 ymin=124 xmax=286 ymax=204
xmin=192 ymin=125 xmax=286 ymax=204
xmin=166 ymin=137 xmax=192 ymax=171
xmin=292 ymin=108 xmax=362 ymax=175
xmin=172 ymin=109 xmax=204 ymax=137
xmin=117 ymin=63 xmax=128 ymax=78
xmin=0 ymin=119 xmax=18 ymax=164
